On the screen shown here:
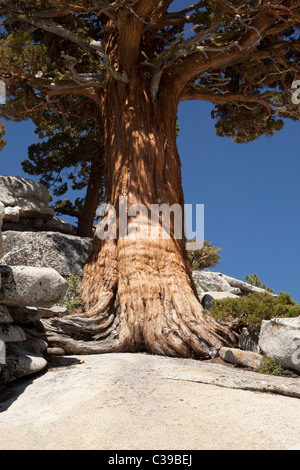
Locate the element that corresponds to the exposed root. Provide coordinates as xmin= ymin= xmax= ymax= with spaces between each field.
xmin=41 ymin=239 xmax=238 ymax=358
xmin=42 ymin=292 xmax=238 ymax=358
xmin=42 ymin=315 xmax=122 ymax=355
xmin=45 ymin=332 xmax=122 ymax=355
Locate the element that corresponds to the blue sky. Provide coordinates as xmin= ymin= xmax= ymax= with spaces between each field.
xmin=1 ymin=103 xmax=299 ymax=302
xmin=172 ymin=0 xmax=300 ymax=301
xmin=178 ymin=100 xmax=300 ymax=302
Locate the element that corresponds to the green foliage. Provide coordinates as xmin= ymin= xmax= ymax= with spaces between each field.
xmin=58 ymin=275 xmax=82 ymax=315
xmin=0 ymin=122 xmax=6 ymax=151
xmin=22 ymin=112 xmax=105 ymax=224
xmin=213 ymin=103 xmax=284 ymax=143
xmin=209 ymin=291 xmax=300 ymax=328
xmin=0 ymin=0 xmax=298 ymax=149
xmin=188 ymin=240 xmax=221 ymax=271
xmin=0 ymin=10 xmax=106 ymax=233
xmin=257 ymin=357 xmax=283 ymax=376
xmin=245 ymin=273 xmax=274 ymax=293
xmin=0 ymin=6 xmax=104 ymax=127
xmin=0 ymin=0 xmax=298 ymax=227
xmin=0 ymin=30 xmax=48 ymax=122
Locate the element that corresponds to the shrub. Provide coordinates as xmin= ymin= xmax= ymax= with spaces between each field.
xmin=188 ymin=240 xmax=221 ymax=271
xmin=245 ymin=273 xmax=274 ymax=293
xmin=209 ymin=291 xmax=300 ymax=329
xmin=257 ymin=357 xmax=283 ymax=376
xmin=58 ymin=275 xmax=82 ymax=314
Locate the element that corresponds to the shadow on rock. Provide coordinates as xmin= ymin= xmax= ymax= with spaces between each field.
xmin=0 ymin=356 xmax=82 ymax=412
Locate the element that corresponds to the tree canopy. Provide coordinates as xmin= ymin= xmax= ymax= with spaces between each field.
xmin=22 ymin=104 xmax=105 ymax=236
xmin=0 ymin=0 xmax=299 ymax=143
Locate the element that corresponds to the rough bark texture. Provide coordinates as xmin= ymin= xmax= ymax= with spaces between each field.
xmin=47 ymin=62 xmax=238 ymax=358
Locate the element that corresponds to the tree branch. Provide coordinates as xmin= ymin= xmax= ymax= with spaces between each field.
xmin=180 ymin=88 xmax=273 ymax=116
xmin=209 ymin=0 xmax=262 ymax=14
xmin=60 ymin=52 xmax=105 ymax=84
xmin=19 ymin=16 xmax=97 ymax=53
xmin=161 ymin=11 xmax=276 ymax=101
xmin=149 ymin=18 xmax=222 ymax=101
xmin=16 ymin=16 xmax=129 ymax=83
xmin=0 ymin=0 xmax=119 ymax=20
xmin=267 ymin=20 xmax=300 ymax=36
xmin=249 ymin=42 xmax=292 ymax=61
xmin=46 ymin=84 xmax=103 ymax=108
xmin=165 ymin=1 xmax=205 ymax=18
xmin=151 ymin=0 xmax=198 ymax=27
xmin=134 ymin=0 xmax=168 ymax=19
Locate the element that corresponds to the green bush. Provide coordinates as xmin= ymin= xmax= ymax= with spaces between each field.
xmin=245 ymin=273 xmax=274 ymax=293
xmin=188 ymin=240 xmax=221 ymax=271
xmin=58 ymin=275 xmax=83 ymax=314
xmin=257 ymin=357 xmax=283 ymax=376
xmin=209 ymin=291 xmax=300 ymax=329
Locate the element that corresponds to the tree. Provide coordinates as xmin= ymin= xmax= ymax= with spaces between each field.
xmin=0 ymin=1 xmax=299 ymax=357
xmin=22 ymin=113 xmax=105 ymax=237
xmin=187 ymin=240 xmax=221 ymax=271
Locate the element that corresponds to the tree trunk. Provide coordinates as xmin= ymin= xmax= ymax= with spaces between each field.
xmin=46 ymin=72 xmax=237 ymax=357
xmin=77 ymin=157 xmax=104 ymax=238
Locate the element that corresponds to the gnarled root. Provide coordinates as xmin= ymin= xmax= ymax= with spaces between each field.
xmin=42 ymin=238 xmax=238 ymax=357
xmin=42 ymin=280 xmax=238 ymax=358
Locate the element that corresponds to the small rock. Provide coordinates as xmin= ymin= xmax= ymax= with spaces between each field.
xmin=200 ymin=291 xmax=239 ymax=311
xmin=0 ymin=340 xmax=5 ymax=365
xmin=2 ymin=231 xmax=92 ymax=277
xmin=38 ymin=305 xmax=69 ymax=318
xmin=46 ymin=347 xmax=65 ymax=356
xmin=219 ymin=273 xmax=276 ymax=296
xmin=192 ymin=271 xmax=241 ymax=295
xmin=17 ymin=337 xmax=48 ymax=355
xmin=219 ymin=347 xmax=263 ymax=369
xmin=0 ymin=344 xmax=47 ymax=383
xmin=186 ymin=241 xmax=204 ymax=251
xmin=0 ymin=324 xmax=26 ymax=343
xmin=4 ymin=206 xmax=21 ymax=222
xmin=239 ymin=327 xmax=260 ymax=353
xmin=259 ymin=317 xmax=300 ymax=373
xmin=0 ymin=265 xmax=68 ymax=307
xmin=0 ymin=175 xmax=54 ymax=220
xmin=39 ymin=217 xmax=77 ymax=235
